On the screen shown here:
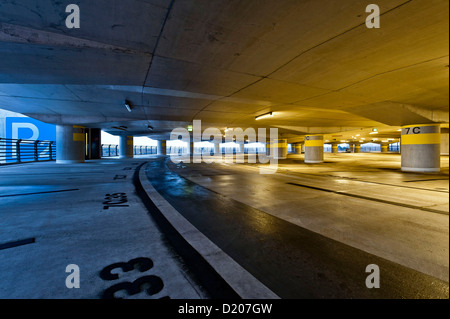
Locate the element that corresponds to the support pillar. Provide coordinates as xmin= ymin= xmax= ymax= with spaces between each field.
xmin=292 ymin=143 xmax=298 ymax=154
xmin=214 ymin=142 xmax=221 ymax=157
xmin=331 ymin=144 xmax=338 ymax=154
xmin=157 ymin=140 xmax=167 ymax=156
xmin=354 ymin=144 xmax=361 ymax=153
xmin=381 ymin=143 xmax=389 ymax=153
xmin=119 ymin=135 xmax=134 ymax=158
xmin=271 ymin=139 xmax=288 ymax=159
xmin=304 ymin=135 xmax=324 ymax=164
xmin=86 ymin=128 xmax=101 ymax=159
xmin=401 ymin=124 xmax=441 ymax=173
xmin=238 ymin=143 xmax=245 ymax=154
xmin=440 ymin=129 xmax=449 ymax=155
xmin=56 ymin=125 xmax=85 ymax=164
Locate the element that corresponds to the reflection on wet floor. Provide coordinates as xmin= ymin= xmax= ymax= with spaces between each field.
xmin=146 ymin=158 xmax=449 ymax=299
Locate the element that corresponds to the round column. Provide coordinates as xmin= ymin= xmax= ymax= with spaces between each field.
xmin=331 ymin=144 xmax=338 ymax=154
xmin=354 ymin=144 xmax=361 ymax=153
xmin=238 ymin=143 xmax=245 ymax=154
xmin=304 ymin=135 xmax=324 ymax=164
xmin=271 ymin=139 xmax=288 ymax=159
xmin=56 ymin=125 xmax=85 ymax=164
xmin=401 ymin=124 xmax=441 ymax=173
xmin=214 ymin=142 xmax=221 ymax=157
xmin=157 ymin=140 xmax=167 ymax=156
xmin=381 ymin=143 xmax=389 ymax=153
xmin=119 ymin=135 xmax=134 ymax=158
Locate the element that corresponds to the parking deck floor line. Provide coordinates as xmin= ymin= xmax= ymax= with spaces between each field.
xmin=144 ymin=158 xmax=449 ymax=299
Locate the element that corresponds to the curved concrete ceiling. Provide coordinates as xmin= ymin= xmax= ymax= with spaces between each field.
xmin=0 ymin=0 xmax=448 ymax=141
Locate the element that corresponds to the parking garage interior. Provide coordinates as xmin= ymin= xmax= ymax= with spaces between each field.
xmin=0 ymin=0 xmax=449 ymax=302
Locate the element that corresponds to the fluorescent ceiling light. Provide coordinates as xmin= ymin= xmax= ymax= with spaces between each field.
xmin=255 ymin=112 xmax=273 ymax=120
xmin=124 ymin=100 xmax=132 ymax=112
xmin=369 ymin=131 xmax=379 ymax=135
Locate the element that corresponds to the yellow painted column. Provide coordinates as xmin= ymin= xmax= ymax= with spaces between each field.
xmin=271 ymin=139 xmax=288 ymax=159
xmin=56 ymin=125 xmax=85 ymax=164
xmin=331 ymin=144 xmax=338 ymax=154
xmin=293 ymin=143 xmax=302 ymax=154
xmin=401 ymin=124 xmax=441 ymax=173
xmin=304 ymin=135 xmax=324 ymax=164
xmin=157 ymin=140 xmax=167 ymax=156
xmin=119 ymin=135 xmax=134 ymax=158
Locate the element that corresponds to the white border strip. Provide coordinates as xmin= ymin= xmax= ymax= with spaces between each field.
xmin=139 ymin=163 xmax=279 ymax=299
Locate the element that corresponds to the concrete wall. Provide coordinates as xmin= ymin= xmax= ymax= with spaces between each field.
xmin=441 ymin=130 xmax=449 ymax=155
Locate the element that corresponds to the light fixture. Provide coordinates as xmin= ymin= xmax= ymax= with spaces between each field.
xmin=369 ymin=131 xmax=379 ymax=135
xmin=187 ymin=125 xmax=193 ymax=132
xmin=124 ymin=100 xmax=132 ymax=112
xmin=147 ymin=125 xmax=154 ymax=131
xmin=255 ymin=112 xmax=273 ymax=120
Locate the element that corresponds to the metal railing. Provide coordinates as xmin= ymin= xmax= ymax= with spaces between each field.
xmin=0 ymin=138 xmax=56 ymax=165
xmin=134 ymin=145 xmax=157 ymax=156
xmin=101 ymin=144 xmax=158 ymax=157
xmin=101 ymin=144 xmax=119 ymax=157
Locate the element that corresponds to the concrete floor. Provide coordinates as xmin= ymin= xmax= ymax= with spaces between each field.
xmin=168 ymin=153 xmax=449 ymax=282
xmin=0 ymin=159 xmax=208 ymax=299
xmin=0 ymin=153 xmax=448 ymax=299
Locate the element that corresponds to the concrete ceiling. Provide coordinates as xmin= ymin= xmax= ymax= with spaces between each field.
xmin=0 ymin=0 xmax=448 ymax=142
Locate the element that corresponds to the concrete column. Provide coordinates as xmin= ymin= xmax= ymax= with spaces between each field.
xmin=190 ymin=142 xmax=195 ymax=155
xmin=304 ymin=135 xmax=324 ymax=164
xmin=157 ymin=140 xmax=167 ymax=156
xmin=56 ymin=125 xmax=85 ymax=164
xmin=292 ymin=143 xmax=298 ymax=154
xmin=86 ymin=128 xmax=101 ymax=159
xmin=381 ymin=143 xmax=389 ymax=153
xmin=271 ymin=139 xmax=288 ymax=159
xmin=401 ymin=124 xmax=441 ymax=173
xmin=214 ymin=142 xmax=221 ymax=157
xmin=119 ymin=135 xmax=134 ymax=158
xmin=331 ymin=144 xmax=338 ymax=154
xmin=238 ymin=143 xmax=245 ymax=154
xmin=354 ymin=144 xmax=361 ymax=153
xmin=441 ymin=129 xmax=449 ymax=155
xmin=294 ymin=143 xmax=303 ymax=154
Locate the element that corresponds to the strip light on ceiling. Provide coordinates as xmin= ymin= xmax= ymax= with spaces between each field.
xmin=255 ymin=112 xmax=273 ymax=120
xmin=124 ymin=100 xmax=133 ymax=112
